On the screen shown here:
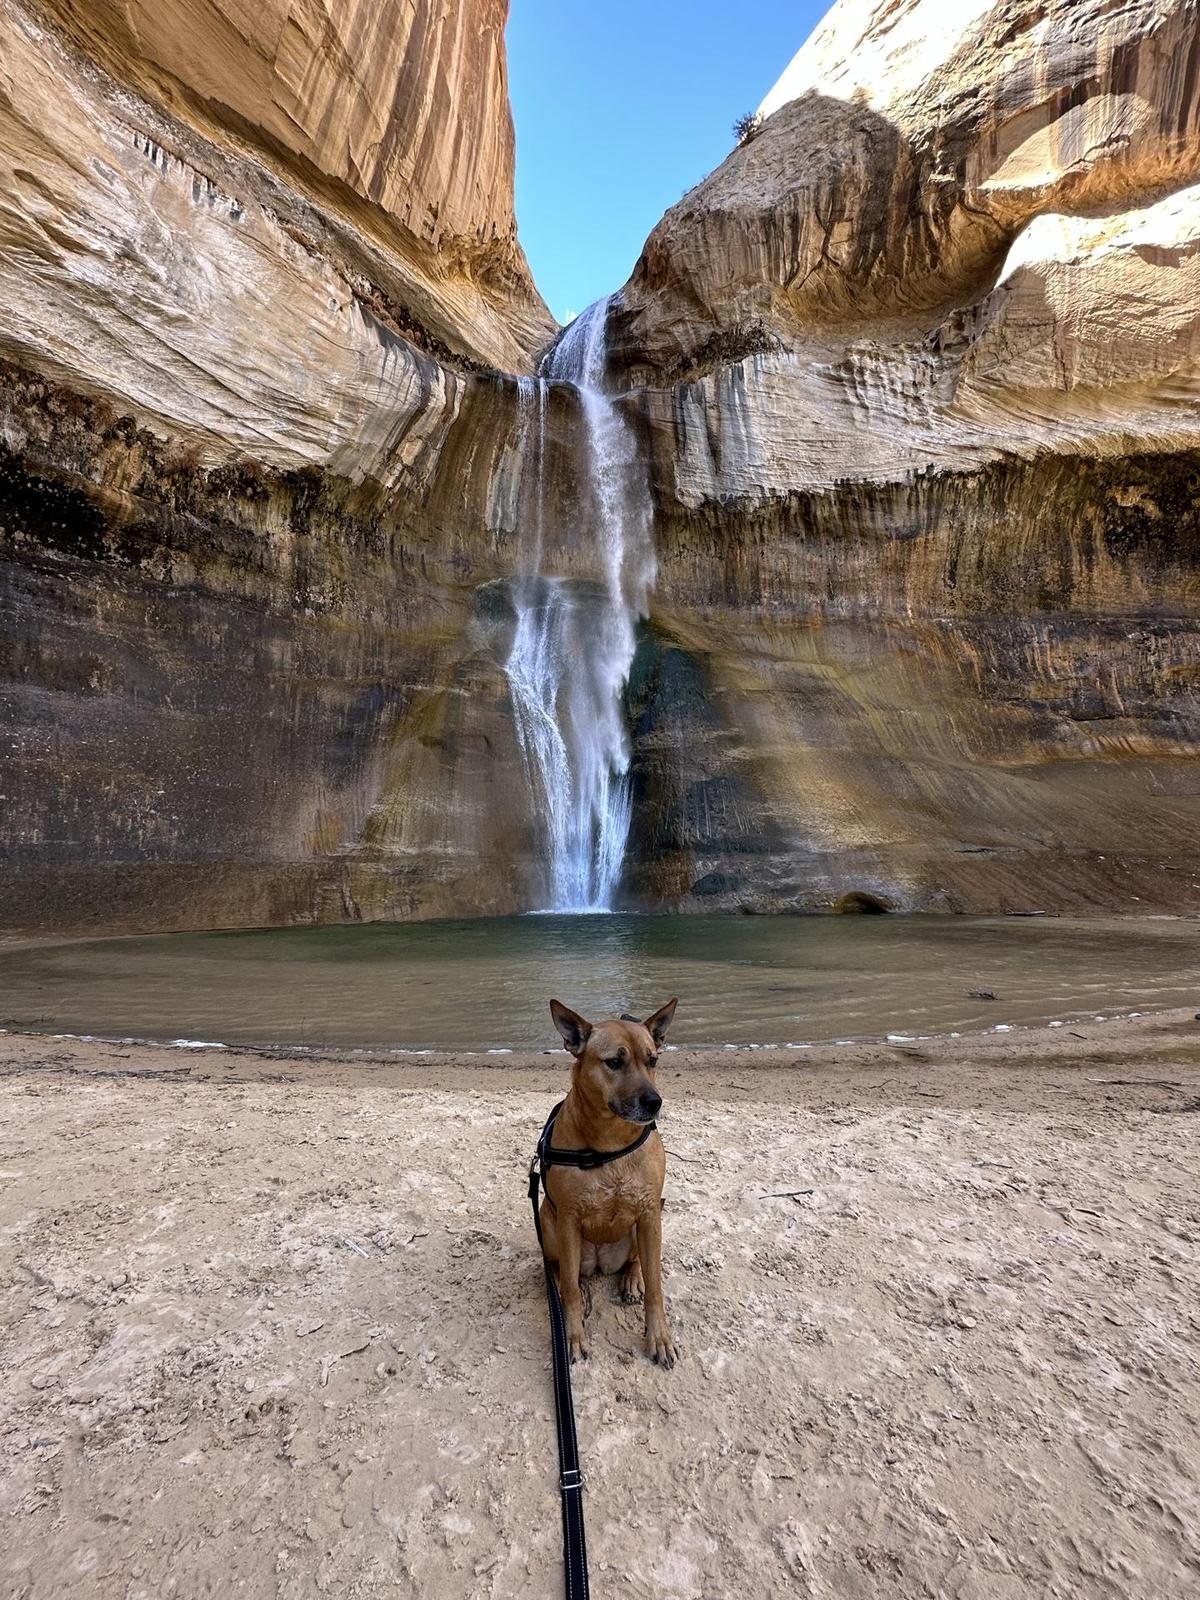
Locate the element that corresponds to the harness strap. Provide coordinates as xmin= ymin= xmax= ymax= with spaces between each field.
xmin=528 ymin=1099 xmax=657 ymax=1600
xmin=539 ymin=1099 xmax=657 ymax=1173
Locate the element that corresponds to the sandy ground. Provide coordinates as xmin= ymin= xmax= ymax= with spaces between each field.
xmin=2 ymin=1014 xmax=1200 ymax=1599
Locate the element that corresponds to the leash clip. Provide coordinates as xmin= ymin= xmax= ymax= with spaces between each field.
xmin=560 ymin=1467 xmax=584 ymax=1492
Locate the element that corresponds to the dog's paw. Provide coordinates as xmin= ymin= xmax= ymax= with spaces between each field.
xmin=568 ymin=1332 xmax=590 ymax=1364
xmin=644 ymin=1326 xmax=679 ymax=1369
xmin=618 ymin=1262 xmax=644 ymax=1305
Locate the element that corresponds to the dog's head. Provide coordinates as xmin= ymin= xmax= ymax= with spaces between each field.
xmin=549 ymin=998 xmax=678 ymax=1125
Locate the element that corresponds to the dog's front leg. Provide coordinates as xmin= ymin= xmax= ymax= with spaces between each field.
xmin=556 ymin=1214 xmax=589 ymax=1363
xmin=636 ymin=1206 xmax=677 ymax=1368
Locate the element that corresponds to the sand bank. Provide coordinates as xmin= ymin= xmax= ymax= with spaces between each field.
xmin=2 ymin=1013 xmax=1199 ymax=1597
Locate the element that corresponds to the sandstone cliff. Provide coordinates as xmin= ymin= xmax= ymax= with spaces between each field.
xmin=616 ymin=0 xmax=1200 ymax=376
xmin=0 ymin=0 xmax=557 ymax=932
xmin=24 ymin=0 xmax=548 ymax=366
xmin=35 ymin=0 xmax=526 ymax=286
xmin=609 ymin=0 xmax=1200 ymax=914
xmin=2 ymin=0 xmax=1199 ymax=933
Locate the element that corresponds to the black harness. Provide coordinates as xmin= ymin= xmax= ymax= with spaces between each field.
xmin=528 ymin=1098 xmax=658 ymax=1600
xmin=534 ymin=1096 xmax=658 ymax=1207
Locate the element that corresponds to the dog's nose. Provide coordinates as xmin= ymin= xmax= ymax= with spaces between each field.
xmin=640 ymin=1090 xmax=662 ymax=1117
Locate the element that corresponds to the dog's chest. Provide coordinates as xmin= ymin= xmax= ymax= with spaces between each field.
xmin=571 ymin=1155 xmax=657 ymax=1241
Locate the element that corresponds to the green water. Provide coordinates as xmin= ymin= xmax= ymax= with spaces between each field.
xmin=0 ymin=915 xmax=1196 ymax=1052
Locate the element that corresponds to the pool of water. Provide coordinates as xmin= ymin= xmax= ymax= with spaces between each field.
xmin=0 ymin=914 xmax=1196 ymax=1052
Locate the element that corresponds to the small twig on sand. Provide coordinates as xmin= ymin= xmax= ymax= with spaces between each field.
xmin=665 ymin=1149 xmax=704 ymax=1164
xmin=1098 ymin=1078 xmax=1182 ymax=1089
xmin=763 ymin=1189 xmax=814 ymax=1201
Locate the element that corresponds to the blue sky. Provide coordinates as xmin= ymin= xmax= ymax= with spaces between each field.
xmin=506 ymin=0 xmax=823 ymax=325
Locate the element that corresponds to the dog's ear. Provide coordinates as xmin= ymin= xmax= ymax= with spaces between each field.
xmin=550 ymin=999 xmax=592 ymax=1056
xmin=643 ymin=998 xmax=678 ymax=1047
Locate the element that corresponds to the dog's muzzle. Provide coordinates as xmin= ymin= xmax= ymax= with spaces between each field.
xmin=614 ymin=1091 xmax=662 ymax=1123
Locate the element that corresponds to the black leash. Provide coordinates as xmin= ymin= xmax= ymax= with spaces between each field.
xmin=528 ymin=1100 xmax=658 ymax=1600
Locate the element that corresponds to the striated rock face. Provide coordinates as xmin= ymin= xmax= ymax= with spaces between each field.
xmin=0 ymin=0 xmax=561 ymax=933
xmin=0 ymin=355 xmax=551 ymax=931
xmin=615 ymin=0 xmax=1200 ymax=378
xmin=34 ymin=0 xmax=523 ymax=271
xmin=1 ymin=0 xmax=1199 ymax=933
xmin=610 ymin=0 xmax=1200 ymax=914
xmin=28 ymin=0 xmax=545 ymax=360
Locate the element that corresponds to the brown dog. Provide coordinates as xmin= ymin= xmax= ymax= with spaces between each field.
xmin=540 ymin=997 xmax=679 ymax=1367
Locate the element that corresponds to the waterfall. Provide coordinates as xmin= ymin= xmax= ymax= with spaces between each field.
xmin=504 ymin=296 xmax=654 ymax=913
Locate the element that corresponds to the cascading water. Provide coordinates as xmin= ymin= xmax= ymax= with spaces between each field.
xmin=504 ymin=296 xmax=654 ymax=913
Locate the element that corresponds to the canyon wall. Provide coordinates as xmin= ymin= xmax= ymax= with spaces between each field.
xmin=2 ymin=0 xmax=1199 ymax=932
xmin=613 ymin=0 xmax=1200 ymax=913
xmin=0 ymin=0 xmax=559 ymax=932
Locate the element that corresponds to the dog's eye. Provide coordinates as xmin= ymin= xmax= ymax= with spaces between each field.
xmin=646 ymin=1055 xmax=658 ymax=1069
xmin=605 ymin=1056 xmax=624 ymax=1071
